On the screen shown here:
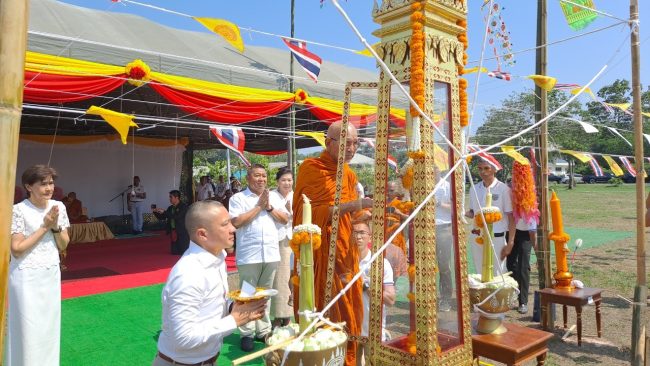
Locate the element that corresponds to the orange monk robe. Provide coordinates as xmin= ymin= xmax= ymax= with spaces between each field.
xmin=387 ymin=198 xmax=407 ymax=255
xmin=293 ymin=151 xmax=363 ymax=366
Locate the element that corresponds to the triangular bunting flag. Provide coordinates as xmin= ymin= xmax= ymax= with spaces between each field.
xmin=570 ymin=86 xmax=596 ymax=100
xmin=297 ymin=131 xmax=326 ymax=148
xmin=560 ymin=149 xmax=592 ymax=163
xmin=86 ymin=106 xmax=138 ymax=144
xmin=282 ymin=37 xmax=322 ymax=83
xmin=464 ymin=66 xmax=488 ymax=74
xmin=501 ymin=146 xmax=529 ymax=165
xmin=605 ymin=102 xmax=631 ymax=113
xmin=467 ymin=145 xmax=502 ymax=171
xmin=602 ymin=155 xmax=624 ymax=176
xmin=619 ymin=156 xmax=637 ymax=177
xmin=575 ymin=120 xmax=598 ymax=133
xmin=606 ymin=126 xmax=633 ymax=147
xmin=356 ymin=43 xmax=379 ymax=57
xmin=584 ymin=154 xmax=603 ymax=176
xmin=642 ymin=112 xmax=650 ymax=118
xmin=527 ymin=75 xmax=557 ymax=91
xmin=209 ymin=126 xmax=251 ymax=167
xmin=193 ymin=17 xmax=245 ymax=53
xmin=560 ymin=0 xmax=598 ymax=31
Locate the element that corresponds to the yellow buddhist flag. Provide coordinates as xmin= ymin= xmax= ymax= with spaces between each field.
xmin=501 ymin=146 xmax=529 ymax=165
xmin=570 ymin=86 xmax=596 ymax=100
xmin=194 ymin=17 xmax=244 ymax=53
xmin=605 ymin=102 xmax=631 ymax=112
xmin=297 ymin=131 xmax=325 ymax=148
xmin=602 ymin=155 xmax=624 ymax=176
xmin=559 ymin=149 xmax=591 ymax=163
xmin=641 ymin=112 xmax=650 ymax=118
xmin=86 ymin=106 xmax=138 ymax=144
xmin=464 ymin=66 xmax=488 ymax=74
xmin=527 ymin=75 xmax=557 ymax=91
xmin=356 ymin=43 xmax=379 ymax=57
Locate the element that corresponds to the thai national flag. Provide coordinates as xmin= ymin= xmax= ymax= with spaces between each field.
xmin=467 ymin=144 xmax=502 ymax=171
xmin=585 ymin=154 xmax=603 ymax=176
xmin=361 ymin=138 xmax=398 ymax=172
xmin=620 ymin=156 xmax=637 ymax=177
xmin=282 ymin=37 xmax=322 ymax=83
xmin=209 ymin=126 xmax=251 ymax=167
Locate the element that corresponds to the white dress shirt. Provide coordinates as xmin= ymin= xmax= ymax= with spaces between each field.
xmin=434 ymin=177 xmax=452 ymax=225
xmin=130 ymin=184 xmax=146 ymax=202
xmin=156 ymin=242 xmax=236 ymax=364
xmin=197 ymin=183 xmax=214 ymax=201
xmin=229 ymin=188 xmax=288 ymax=265
xmin=270 ymin=189 xmax=293 ymax=241
xmin=469 ymin=179 xmax=512 ymax=233
xmin=360 ymin=251 xmax=393 ymax=339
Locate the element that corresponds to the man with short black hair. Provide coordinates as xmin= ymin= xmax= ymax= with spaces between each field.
xmin=153 ymin=190 xmax=189 ymax=255
xmin=229 ymin=164 xmax=289 ymax=352
xmin=153 ymin=201 xmax=267 ymax=366
xmin=129 ymin=176 xmax=146 ymax=234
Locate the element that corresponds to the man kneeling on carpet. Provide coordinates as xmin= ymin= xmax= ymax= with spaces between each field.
xmin=153 ymin=200 xmax=267 ymax=366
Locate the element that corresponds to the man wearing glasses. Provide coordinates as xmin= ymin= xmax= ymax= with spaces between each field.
xmin=292 ymin=121 xmax=372 ymax=366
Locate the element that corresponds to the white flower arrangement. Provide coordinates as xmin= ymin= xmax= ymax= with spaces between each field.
xmin=293 ymin=224 xmax=321 ymax=235
xmin=481 ymin=206 xmax=501 ymax=215
xmin=468 ymin=273 xmax=518 ymax=290
xmin=267 ymin=324 xmax=347 ymax=352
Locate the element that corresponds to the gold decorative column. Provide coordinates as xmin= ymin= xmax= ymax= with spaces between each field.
xmin=367 ymin=1 xmax=473 ymax=365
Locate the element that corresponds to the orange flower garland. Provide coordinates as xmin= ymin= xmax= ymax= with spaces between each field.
xmin=289 ymin=231 xmax=321 ymax=256
xmin=511 ymin=161 xmax=540 ymax=225
xmin=474 ymin=211 xmax=503 ymax=227
xmin=401 ymin=165 xmax=414 ymax=190
xmin=409 ymin=2 xmax=425 ymax=116
xmin=407 ymin=264 xmax=416 ymax=282
xmin=456 ymin=19 xmax=469 ymax=127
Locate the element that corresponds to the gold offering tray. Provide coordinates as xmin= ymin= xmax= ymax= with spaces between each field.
xmin=228 ymin=288 xmax=278 ymax=303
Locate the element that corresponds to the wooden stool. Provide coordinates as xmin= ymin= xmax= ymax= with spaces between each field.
xmin=539 ymin=287 xmax=602 ymax=346
xmin=472 ymin=322 xmax=553 ymax=366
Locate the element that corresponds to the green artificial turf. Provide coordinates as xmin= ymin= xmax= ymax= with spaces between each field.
xmin=61 ymin=284 xmax=265 ymax=365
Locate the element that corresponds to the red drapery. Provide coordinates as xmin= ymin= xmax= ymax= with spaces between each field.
xmin=23 ymin=71 xmax=126 ymax=103
xmin=150 ymin=82 xmax=293 ymax=124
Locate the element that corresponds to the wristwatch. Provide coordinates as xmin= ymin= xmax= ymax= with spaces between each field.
xmin=51 ymin=226 xmax=62 ymax=233
xmin=266 ymin=205 xmax=274 ymax=213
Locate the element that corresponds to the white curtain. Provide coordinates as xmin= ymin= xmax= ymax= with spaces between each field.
xmin=16 ymin=138 xmax=185 ymax=218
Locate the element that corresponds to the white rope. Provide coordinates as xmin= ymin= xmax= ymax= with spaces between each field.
xmin=46 ymin=111 xmax=60 ymax=167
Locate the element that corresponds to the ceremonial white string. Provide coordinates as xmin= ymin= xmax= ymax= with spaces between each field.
xmin=279 ymin=158 xmax=464 ymax=366
xmin=46 ymin=111 xmax=61 ymax=167
xmin=330 ymin=0 xmax=460 ymax=158
xmin=118 ymin=0 xmax=360 ymax=53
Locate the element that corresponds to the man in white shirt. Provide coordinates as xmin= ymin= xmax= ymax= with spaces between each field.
xmin=434 ymin=169 xmax=454 ymax=312
xmin=352 ymin=220 xmax=395 ymax=365
xmin=229 ymin=164 xmax=289 ymax=352
xmin=215 ymin=175 xmax=228 ymax=201
xmin=153 ymin=200 xmax=267 ymax=366
xmin=466 ymin=160 xmax=515 ymax=277
xmin=129 ymin=176 xmax=146 ymax=234
xmin=507 ymin=218 xmax=537 ymax=314
xmin=197 ymin=176 xmax=215 ymax=201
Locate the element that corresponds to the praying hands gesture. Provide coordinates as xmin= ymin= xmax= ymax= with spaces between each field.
xmin=256 ymin=189 xmax=270 ymax=210
xmin=231 ymin=298 xmax=268 ymax=326
xmin=43 ymin=206 xmax=59 ymax=230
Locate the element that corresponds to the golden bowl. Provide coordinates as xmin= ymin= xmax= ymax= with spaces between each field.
xmin=469 ymin=286 xmax=516 ymax=314
xmin=228 ymin=288 xmax=275 ymax=303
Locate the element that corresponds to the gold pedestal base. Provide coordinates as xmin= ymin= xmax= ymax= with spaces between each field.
xmin=476 ymin=316 xmax=508 ymax=335
xmin=554 ymin=271 xmax=574 ymax=290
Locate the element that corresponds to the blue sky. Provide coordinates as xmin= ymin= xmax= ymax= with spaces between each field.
xmin=59 ymin=0 xmax=647 ymax=134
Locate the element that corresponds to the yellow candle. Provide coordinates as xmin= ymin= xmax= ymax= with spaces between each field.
xmin=485 ymin=189 xmax=492 ymax=207
xmin=550 ymin=191 xmax=563 ymax=235
xmin=302 ymin=194 xmax=312 ymax=225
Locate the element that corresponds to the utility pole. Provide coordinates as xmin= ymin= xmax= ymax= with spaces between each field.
xmin=0 ymin=0 xmax=29 ymax=356
xmin=629 ymin=1 xmax=646 ymax=364
xmin=535 ymin=0 xmax=553 ymax=327
xmin=287 ymin=0 xmax=297 ymax=175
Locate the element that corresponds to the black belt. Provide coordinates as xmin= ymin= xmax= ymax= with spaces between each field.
xmin=158 ymin=352 xmax=219 ymax=366
xmin=494 ymin=232 xmax=505 ymax=237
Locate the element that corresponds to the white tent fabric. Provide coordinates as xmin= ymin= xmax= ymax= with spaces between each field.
xmin=16 ymin=139 xmax=184 ymax=218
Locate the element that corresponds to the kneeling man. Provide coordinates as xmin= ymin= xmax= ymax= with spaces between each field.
xmin=153 ymin=201 xmax=267 ymax=366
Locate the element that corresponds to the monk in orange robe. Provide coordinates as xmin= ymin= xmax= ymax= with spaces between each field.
xmin=293 ymin=121 xmax=372 ymax=366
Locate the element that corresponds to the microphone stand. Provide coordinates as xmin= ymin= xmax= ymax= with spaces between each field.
xmin=109 ymin=186 xmax=132 ymax=225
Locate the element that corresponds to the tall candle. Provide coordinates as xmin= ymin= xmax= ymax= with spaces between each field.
xmin=302 ymin=194 xmax=311 ymax=225
xmin=485 ymin=189 xmax=493 ymax=207
xmin=550 ymin=191 xmax=563 ymax=235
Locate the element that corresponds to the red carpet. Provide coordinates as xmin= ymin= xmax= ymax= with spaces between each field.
xmin=61 ymin=232 xmax=236 ymax=299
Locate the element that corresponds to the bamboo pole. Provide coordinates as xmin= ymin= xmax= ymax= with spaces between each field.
xmin=0 ymin=0 xmax=30 ymax=357
xmin=535 ymin=0 xmax=554 ymax=327
xmin=628 ymin=1 xmax=646 ymax=364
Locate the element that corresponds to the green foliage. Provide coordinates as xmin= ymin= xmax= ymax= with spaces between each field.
xmin=608 ymin=177 xmax=623 ymax=187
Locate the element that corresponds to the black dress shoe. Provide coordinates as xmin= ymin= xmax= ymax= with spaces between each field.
xmin=240 ymin=336 xmax=254 ymax=352
xmin=255 ymin=333 xmax=271 ymax=344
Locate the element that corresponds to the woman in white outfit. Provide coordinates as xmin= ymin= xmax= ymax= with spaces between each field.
xmin=6 ymin=165 xmax=70 ymax=366
xmin=270 ymin=167 xmax=294 ymax=327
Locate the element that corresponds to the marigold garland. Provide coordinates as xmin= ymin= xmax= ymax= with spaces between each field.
xmin=402 ymin=165 xmax=414 ymax=190
xmin=407 ymin=292 xmax=416 ymax=302
xmin=474 ymin=211 xmax=502 ymax=227
xmin=407 ymin=264 xmax=416 ymax=282
xmin=294 ymin=88 xmax=308 ymax=103
xmin=407 ymin=150 xmax=425 ymax=160
xmin=409 ymin=2 xmax=425 ymax=116
xmin=511 ymin=161 xmax=540 ymax=225
xmin=288 ymin=231 xmax=321 ymax=255
xmin=456 ymin=19 xmax=469 ymax=127
xmin=291 ymin=274 xmax=300 ymax=287
xmin=125 ymin=59 xmax=151 ymax=87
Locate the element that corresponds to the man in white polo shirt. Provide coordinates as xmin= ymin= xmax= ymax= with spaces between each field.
xmin=467 ymin=160 xmax=515 ymax=276
xmin=229 ymin=164 xmax=289 ymax=352
xmin=435 ymin=168 xmax=454 ymax=312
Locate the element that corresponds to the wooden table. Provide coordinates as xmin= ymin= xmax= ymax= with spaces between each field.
xmin=472 ymin=322 xmax=553 ymax=366
xmin=539 ymin=287 xmax=602 ymax=346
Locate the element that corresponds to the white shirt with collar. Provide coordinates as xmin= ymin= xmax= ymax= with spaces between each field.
xmin=360 ymin=251 xmax=393 ymax=339
xmin=229 ymin=188 xmax=288 ymax=265
xmin=469 ymin=179 xmax=512 ymax=233
xmin=434 ymin=177 xmax=452 ymax=225
xmin=157 ymin=242 xmax=236 ymax=364
xmin=270 ymin=189 xmax=293 ymax=241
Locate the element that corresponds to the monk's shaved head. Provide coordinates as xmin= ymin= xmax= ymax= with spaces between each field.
xmin=325 ymin=121 xmax=359 ymax=163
